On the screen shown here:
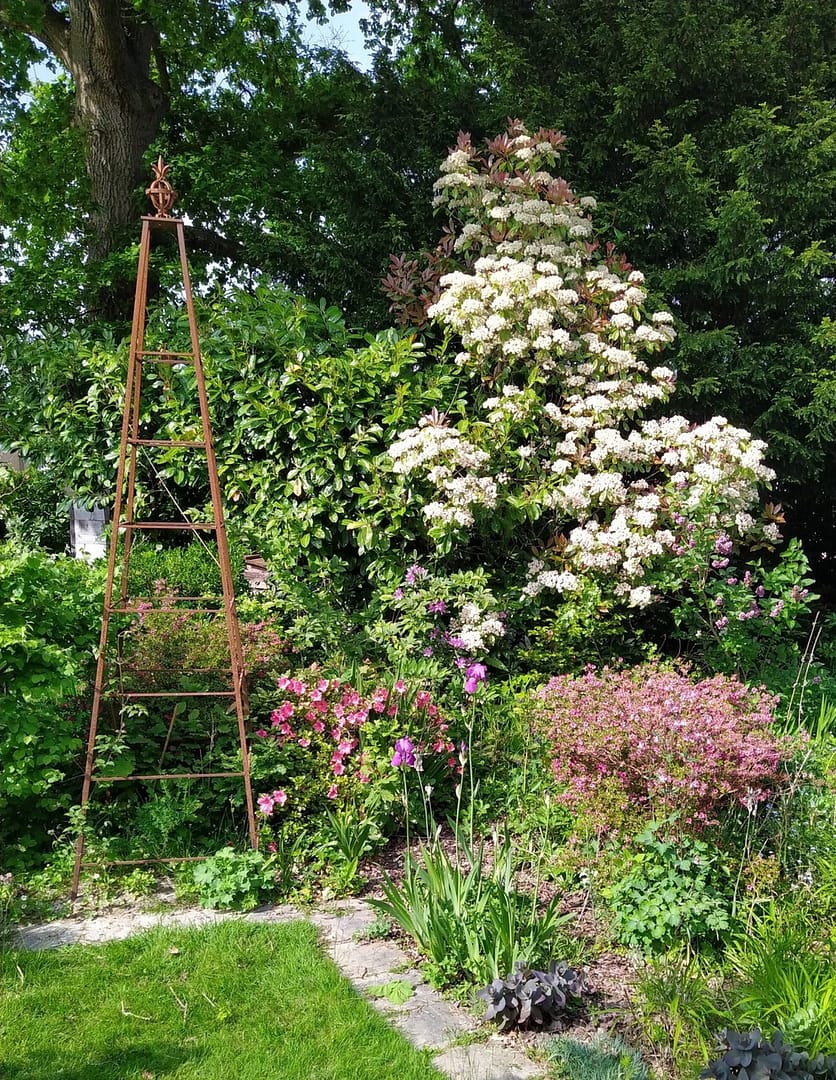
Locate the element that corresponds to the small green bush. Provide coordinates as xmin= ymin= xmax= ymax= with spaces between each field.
xmin=126 ymin=538 xmax=246 ymax=597
xmin=603 ymin=819 xmax=731 ymax=954
xmin=192 ymin=847 xmax=277 ymax=910
xmin=548 ymin=1032 xmax=650 ymax=1080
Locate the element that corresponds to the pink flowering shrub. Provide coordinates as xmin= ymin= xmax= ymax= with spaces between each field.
xmin=536 ymin=663 xmax=791 ymax=835
xmin=251 ymin=672 xmax=457 ymax=826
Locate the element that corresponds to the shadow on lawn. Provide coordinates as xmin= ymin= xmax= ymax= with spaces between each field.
xmin=1 ymin=1041 xmax=195 ymax=1080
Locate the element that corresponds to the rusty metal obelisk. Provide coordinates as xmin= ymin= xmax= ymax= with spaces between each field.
xmin=71 ymin=158 xmax=257 ymax=900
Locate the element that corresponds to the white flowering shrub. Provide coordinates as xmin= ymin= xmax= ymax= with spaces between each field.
xmin=382 ymin=123 xmax=814 ymax=671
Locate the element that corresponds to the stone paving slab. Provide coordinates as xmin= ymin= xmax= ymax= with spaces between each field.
xmin=11 ymin=899 xmax=546 ymax=1080
xmin=435 ymin=1043 xmax=544 ymax=1080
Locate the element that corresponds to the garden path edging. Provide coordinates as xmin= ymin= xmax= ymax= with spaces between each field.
xmin=12 ymin=899 xmax=543 ymax=1080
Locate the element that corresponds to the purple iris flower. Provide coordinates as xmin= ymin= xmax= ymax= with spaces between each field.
xmin=464 ymin=662 xmax=487 ymax=694
xmin=391 ymin=736 xmax=417 ymax=768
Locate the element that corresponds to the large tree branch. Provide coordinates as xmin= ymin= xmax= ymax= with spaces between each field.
xmin=185 ymin=224 xmax=248 ymax=265
xmin=0 ymin=0 xmax=71 ymax=67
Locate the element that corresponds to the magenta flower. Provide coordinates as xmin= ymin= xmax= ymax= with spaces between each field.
xmin=271 ymin=789 xmax=288 ymax=807
xmin=391 ymin=736 xmax=417 ymax=768
xmin=326 ymin=784 xmax=339 ymax=799
xmin=427 ymin=599 xmax=448 ymax=614
xmin=257 ymin=793 xmax=274 ymax=815
xmin=464 ymin=662 xmax=487 ymax=694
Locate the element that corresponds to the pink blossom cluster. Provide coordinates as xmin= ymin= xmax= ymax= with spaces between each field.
xmin=536 ymin=663 xmax=790 ymax=833
xmin=255 ymin=675 xmax=455 ymax=813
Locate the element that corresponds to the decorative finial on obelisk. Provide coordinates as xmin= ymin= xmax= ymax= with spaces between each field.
xmin=145 ymin=156 xmax=177 ymax=217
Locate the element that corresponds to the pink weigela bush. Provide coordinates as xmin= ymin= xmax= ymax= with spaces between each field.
xmin=536 ymin=663 xmax=790 ymax=834
xmin=253 ymin=674 xmax=456 ymax=818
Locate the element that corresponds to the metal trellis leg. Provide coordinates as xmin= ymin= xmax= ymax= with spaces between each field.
xmin=71 ymin=160 xmax=257 ymax=901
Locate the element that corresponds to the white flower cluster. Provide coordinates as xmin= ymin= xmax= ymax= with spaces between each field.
xmin=390 ymin=125 xmax=779 ymax=608
xmin=389 ymin=417 xmax=497 ymax=527
xmin=453 ymin=601 xmax=506 ymax=653
xmin=482 ymin=383 xmax=536 ymax=423
xmin=522 ymin=558 xmax=581 ymax=599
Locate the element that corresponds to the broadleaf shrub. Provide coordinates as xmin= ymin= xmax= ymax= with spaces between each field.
xmin=536 ymin=662 xmax=790 ymax=834
xmin=479 ymin=960 xmax=585 ymax=1031
xmin=0 ymin=545 xmax=103 ymax=858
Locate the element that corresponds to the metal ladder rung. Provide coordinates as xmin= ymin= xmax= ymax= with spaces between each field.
xmin=82 ymin=856 xmax=210 ymax=867
xmin=118 ymin=521 xmax=217 ymax=530
xmin=112 ymin=691 xmax=236 ymax=699
xmin=91 ymin=771 xmax=246 ymax=783
xmin=107 ymin=605 xmax=224 ymax=614
xmin=138 ymin=351 xmax=195 ymax=362
xmin=128 ymin=438 xmax=206 ymax=447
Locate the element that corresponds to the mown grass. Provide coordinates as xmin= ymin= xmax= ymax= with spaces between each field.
xmin=0 ymin=920 xmax=445 ymax=1080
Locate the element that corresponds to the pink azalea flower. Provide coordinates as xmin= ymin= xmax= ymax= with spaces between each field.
xmin=327 ymin=784 xmax=339 ymax=799
xmin=257 ymin=793 xmax=274 ymax=815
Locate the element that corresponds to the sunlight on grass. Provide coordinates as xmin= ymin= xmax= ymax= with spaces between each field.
xmin=0 ymin=920 xmax=445 ymax=1080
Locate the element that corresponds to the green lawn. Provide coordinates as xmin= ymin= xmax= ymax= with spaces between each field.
xmin=0 ymin=920 xmax=446 ymax=1080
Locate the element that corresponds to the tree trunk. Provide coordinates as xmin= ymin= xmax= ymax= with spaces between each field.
xmin=66 ymin=0 xmax=168 ymax=261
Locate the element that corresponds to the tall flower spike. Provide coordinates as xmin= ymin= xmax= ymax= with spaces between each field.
xmin=146 ymin=156 xmax=177 ymax=217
